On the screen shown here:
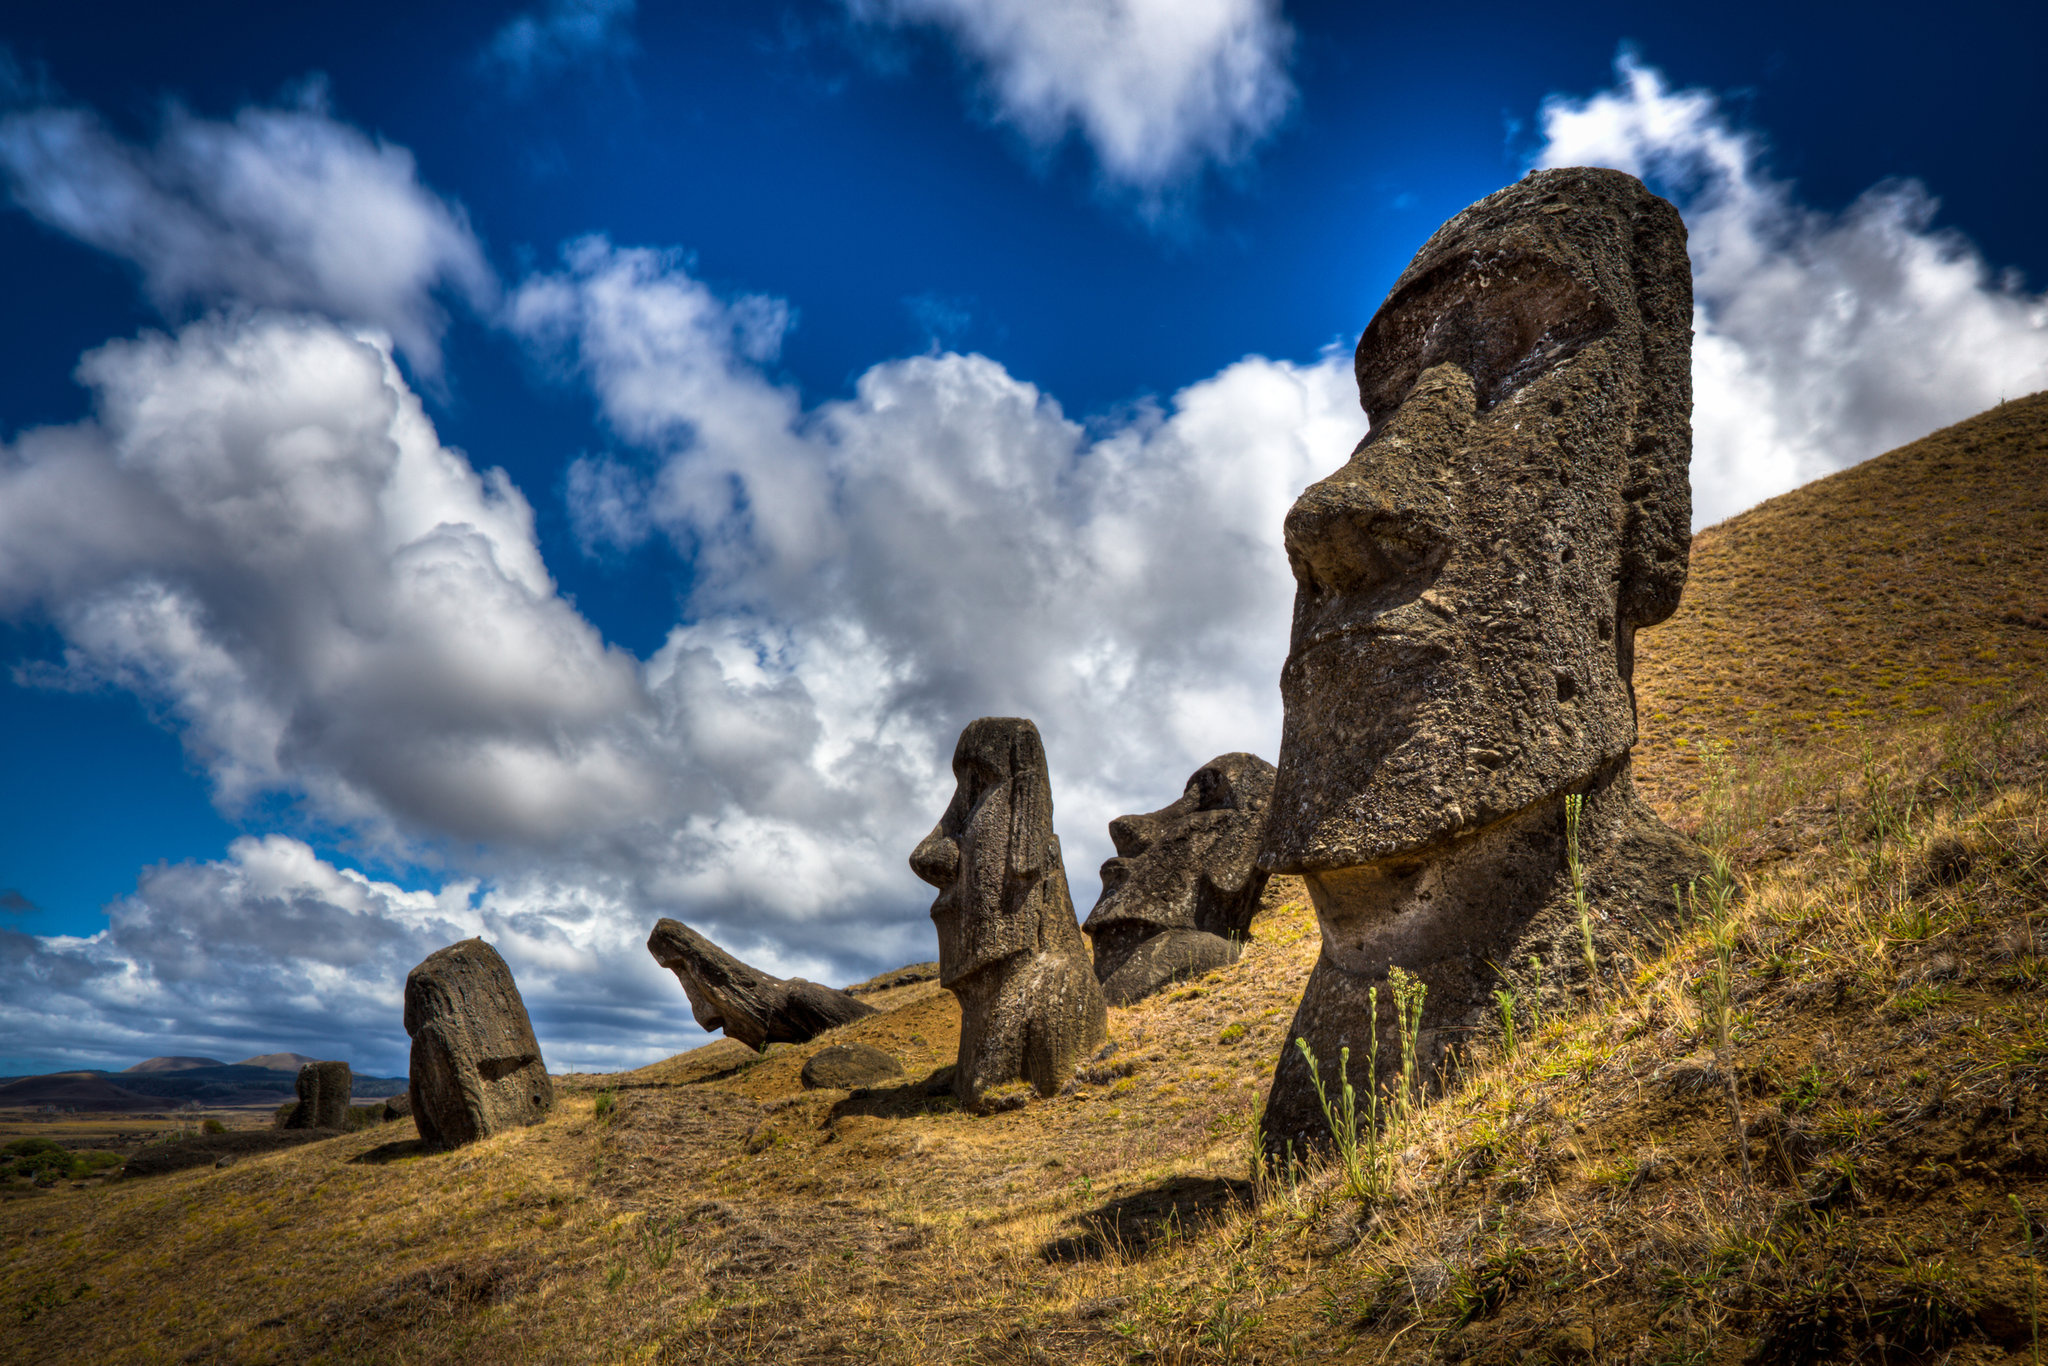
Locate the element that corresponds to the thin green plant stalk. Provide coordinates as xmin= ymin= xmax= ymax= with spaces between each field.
xmin=2015 ymin=1195 xmax=2041 ymax=1366
xmin=1493 ymin=987 xmax=1518 ymax=1058
xmin=1566 ymin=793 xmax=1599 ymax=992
xmin=1388 ymin=966 xmax=1428 ymax=1118
xmin=1698 ymin=887 xmax=1752 ymax=1196
xmin=1293 ymin=998 xmax=1389 ymax=1203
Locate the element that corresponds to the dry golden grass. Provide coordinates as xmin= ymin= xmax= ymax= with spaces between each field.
xmin=3 ymin=395 xmax=2045 ymax=1364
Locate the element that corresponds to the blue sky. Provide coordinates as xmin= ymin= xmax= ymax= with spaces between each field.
xmin=2 ymin=0 xmax=2044 ymax=1076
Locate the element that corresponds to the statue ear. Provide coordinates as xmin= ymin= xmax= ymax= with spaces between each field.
xmin=1006 ymin=729 xmax=1047 ymax=884
xmin=1617 ymin=195 xmax=1694 ymax=633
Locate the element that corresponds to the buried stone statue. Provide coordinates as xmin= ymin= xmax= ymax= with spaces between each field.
xmin=1084 ymin=752 xmax=1276 ymax=1005
xmin=1259 ymin=167 xmax=1711 ymax=1156
xmin=911 ymin=717 xmax=1107 ymax=1108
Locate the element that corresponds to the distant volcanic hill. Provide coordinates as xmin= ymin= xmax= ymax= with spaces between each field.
xmin=234 ymin=1052 xmax=321 ymax=1072
xmin=0 ymin=1073 xmax=160 ymax=1111
xmin=123 ymin=1056 xmax=227 ymax=1073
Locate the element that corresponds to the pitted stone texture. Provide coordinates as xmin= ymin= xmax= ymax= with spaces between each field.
xmin=911 ymin=718 xmax=1107 ymax=1109
xmin=1258 ymin=169 xmax=1708 ymax=1158
xmin=800 ymin=1043 xmax=906 ymax=1090
xmin=647 ymin=919 xmax=876 ymax=1052
xmin=1085 ymin=752 xmax=1274 ymax=1004
xmin=285 ymin=1060 xmax=351 ymax=1130
xmin=404 ymin=938 xmax=554 ymax=1150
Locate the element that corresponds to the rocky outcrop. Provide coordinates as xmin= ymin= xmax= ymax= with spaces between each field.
xmin=1259 ymin=167 xmax=1710 ymax=1158
xmin=404 ymin=939 xmax=554 ymax=1150
xmin=800 ymin=1043 xmax=906 ymax=1090
xmin=911 ymin=717 xmax=1107 ymax=1109
xmin=283 ymin=1060 xmax=351 ymax=1130
xmin=647 ymin=920 xmax=876 ymax=1051
xmin=1084 ymin=752 xmax=1276 ymax=1004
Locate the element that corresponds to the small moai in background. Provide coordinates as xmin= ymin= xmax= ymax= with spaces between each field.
xmin=911 ymin=717 xmax=1107 ymax=1109
xmin=1084 ymin=752 xmax=1276 ymax=1005
xmin=404 ymin=938 xmax=554 ymax=1149
xmin=283 ymin=1060 xmax=352 ymax=1129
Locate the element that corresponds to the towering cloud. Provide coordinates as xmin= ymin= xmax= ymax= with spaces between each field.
xmin=1536 ymin=53 xmax=2048 ymax=526
xmin=845 ymin=0 xmax=1296 ymax=198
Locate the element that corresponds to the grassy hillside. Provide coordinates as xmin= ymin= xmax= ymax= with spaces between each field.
xmin=2 ymin=395 xmax=2044 ymax=1365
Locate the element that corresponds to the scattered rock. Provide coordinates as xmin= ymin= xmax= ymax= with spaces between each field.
xmin=910 ymin=718 xmax=1107 ymax=1110
xmin=404 ymin=938 xmax=554 ymax=1150
xmin=801 ymin=1043 xmax=906 ymax=1090
xmin=284 ymin=1060 xmax=351 ymax=1130
xmin=1258 ymin=168 xmax=1710 ymax=1158
xmin=1084 ymin=753 xmax=1275 ymax=1005
xmin=647 ymin=919 xmax=877 ymax=1051
xmin=381 ymin=1091 xmax=412 ymax=1122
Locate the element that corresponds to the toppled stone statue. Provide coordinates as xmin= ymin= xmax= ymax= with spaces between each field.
xmin=647 ymin=919 xmax=876 ymax=1051
xmin=283 ymin=1060 xmax=351 ymax=1130
xmin=911 ymin=717 xmax=1107 ymax=1108
xmin=1259 ymin=167 xmax=1710 ymax=1156
xmin=1083 ymin=752 xmax=1277 ymax=1005
xmin=404 ymin=938 xmax=554 ymax=1149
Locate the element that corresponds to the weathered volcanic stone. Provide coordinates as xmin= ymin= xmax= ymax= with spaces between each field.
xmin=800 ymin=1043 xmax=906 ymax=1090
xmin=284 ymin=1060 xmax=351 ymax=1130
xmin=911 ymin=718 xmax=1107 ymax=1109
xmin=1084 ymin=752 xmax=1276 ymax=1004
xmin=1259 ymin=168 xmax=1710 ymax=1158
xmin=381 ymin=1091 xmax=412 ymax=1122
xmin=647 ymin=919 xmax=876 ymax=1051
xmin=404 ymin=938 xmax=554 ymax=1150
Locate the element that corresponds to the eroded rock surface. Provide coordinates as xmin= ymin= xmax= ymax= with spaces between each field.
xmin=911 ymin=718 xmax=1107 ymax=1109
xmin=404 ymin=938 xmax=554 ymax=1150
xmin=1084 ymin=752 xmax=1275 ymax=1004
xmin=1259 ymin=167 xmax=1710 ymax=1157
xmin=284 ymin=1060 xmax=351 ymax=1130
xmin=800 ymin=1043 xmax=906 ymax=1090
xmin=647 ymin=919 xmax=876 ymax=1051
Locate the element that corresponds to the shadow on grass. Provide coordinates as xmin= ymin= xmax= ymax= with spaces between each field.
xmin=351 ymin=1138 xmax=429 ymax=1165
xmin=1040 ymin=1175 xmax=1253 ymax=1262
xmin=826 ymin=1068 xmax=964 ymax=1121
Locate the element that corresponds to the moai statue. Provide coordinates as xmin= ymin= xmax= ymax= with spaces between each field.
xmin=1083 ymin=752 xmax=1277 ymax=1005
xmin=405 ymin=938 xmax=554 ymax=1149
xmin=910 ymin=718 xmax=1107 ymax=1108
xmin=284 ymin=1060 xmax=352 ymax=1129
xmin=1259 ymin=167 xmax=1711 ymax=1157
xmin=646 ymin=918 xmax=876 ymax=1051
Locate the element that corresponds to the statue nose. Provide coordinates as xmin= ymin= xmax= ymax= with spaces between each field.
xmin=1284 ymin=493 xmax=1446 ymax=600
xmin=1108 ymin=813 xmax=1155 ymax=857
xmin=910 ymin=829 xmax=960 ymax=888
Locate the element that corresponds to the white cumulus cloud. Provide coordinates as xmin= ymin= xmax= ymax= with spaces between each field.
xmin=0 ymin=92 xmax=494 ymax=372
xmin=846 ymin=0 xmax=1295 ymax=197
xmin=1535 ymin=53 xmax=2048 ymax=526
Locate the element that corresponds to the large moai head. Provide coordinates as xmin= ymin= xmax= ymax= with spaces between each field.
xmin=1257 ymin=169 xmax=1704 ymax=1157
xmin=911 ymin=717 xmax=1073 ymax=988
xmin=1083 ymin=752 xmax=1276 ymax=1004
xmin=910 ymin=717 xmax=1106 ymax=1104
xmin=1263 ymin=166 xmax=1693 ymax=882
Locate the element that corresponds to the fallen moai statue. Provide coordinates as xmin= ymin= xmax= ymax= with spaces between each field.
xmin=404 ymin=938 xmax=554 ymax=1149
xmin=911 ymin=717 xmax=1106 ymax=1109
xmin=1084 ymin=752 xmax=1276 ymax=1005
xmin=1258 ymin=167 xmax=1711 ymax=1158
xmin=282 ymin=1060 xmax=351 ymax=1130
xmin=647 ymin=919 xmax=876 ymax=1051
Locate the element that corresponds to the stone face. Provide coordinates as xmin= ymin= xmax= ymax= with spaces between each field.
xmin=404 ymin=938 xmax=554 ymax=1150
xmin=646 ymin=919 xmax=876 ymax=1051
xmin=1258 ymin=168 xmax=1709 ymax=1157
xmin=910 ymin=718 xmax=1107 ymax=1108
xmin=285 ymin=1060 xmax=351 ymax=1130
xmin=1084 ymin=752 xmax=1275 ymax=1004
xmin=800 ymin=1043 xmax=906 ymax=1090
